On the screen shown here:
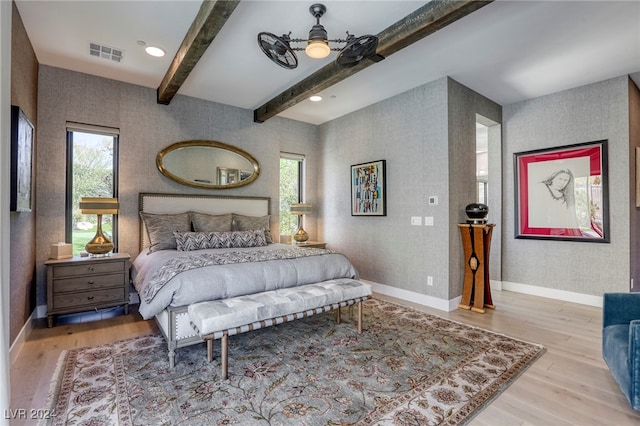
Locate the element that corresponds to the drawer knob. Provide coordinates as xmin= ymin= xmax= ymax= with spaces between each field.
xmin=88 ymin=280 xmax=94 ymax=285
xmin=87 ymin=296 xmax=94 ymax=300
xmin=88 ymin=267 xmax=94 ymax=271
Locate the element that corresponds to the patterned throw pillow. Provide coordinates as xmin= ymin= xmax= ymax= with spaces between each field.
xmin=174 ymin=229 xmax=268 ymax=251
xmin=232 ymin=214 xmax=273 ymax=244
xmin=190 ymin=212 xmax=233 ymax=232
xmin=140 ymin=212 xmax=191 ymax=252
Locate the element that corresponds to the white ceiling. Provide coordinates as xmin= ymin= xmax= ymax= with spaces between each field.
xmin=15 ymin=0 xmax=640 ymax=125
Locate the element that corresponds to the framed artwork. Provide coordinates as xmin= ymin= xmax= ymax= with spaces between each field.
xmin=351 ymin=159 xmax=386 ymax=216
xmin=514 ymin=140 xmax=609 ymax=242
xmin=10 ymin=106 xmax=34 ymax=212
xmin=217 ymin=167 xmax=239 ymax=185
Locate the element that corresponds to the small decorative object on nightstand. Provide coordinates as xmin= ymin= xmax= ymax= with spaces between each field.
xmin=45 ymin=252 xmax=130 ymax=327
xmin=292 ymin=241 xmax=326 ymax=249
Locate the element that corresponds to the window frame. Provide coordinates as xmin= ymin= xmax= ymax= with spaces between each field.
xmin=65 ymin=125 xmax=120 ymax=252
xmin=279 ymin=152 xmax=305 ymax=238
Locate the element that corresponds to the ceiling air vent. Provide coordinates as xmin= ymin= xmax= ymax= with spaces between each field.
xmin=89 ymin=42 xmax=124 ymax=63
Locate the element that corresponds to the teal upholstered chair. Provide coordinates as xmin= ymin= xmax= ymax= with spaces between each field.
xmin=602 ymin=292 xmax=640 ymax=411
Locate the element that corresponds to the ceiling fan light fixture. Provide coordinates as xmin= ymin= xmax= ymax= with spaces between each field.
xmin=258 ymin=3 xmax=379 ymax=68
xmin=305 ymin=40 xmax=330 ymax=59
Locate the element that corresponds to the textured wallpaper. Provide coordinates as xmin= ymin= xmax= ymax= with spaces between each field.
xmin=502 ymin=76 xmax=633 ymax=296
xmin=35 ymin=66 xmax=319 ymax=306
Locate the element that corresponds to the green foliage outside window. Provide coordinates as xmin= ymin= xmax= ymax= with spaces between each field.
xmin=279 ymin=157 xmax=301 ymax=237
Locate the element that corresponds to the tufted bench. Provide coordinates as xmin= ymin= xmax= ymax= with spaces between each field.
xmin=188 ymin=278 xmax=372 ymax=379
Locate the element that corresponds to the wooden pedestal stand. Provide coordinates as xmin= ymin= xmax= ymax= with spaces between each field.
xmin=458 ymin=223 xmax=495 ymax=313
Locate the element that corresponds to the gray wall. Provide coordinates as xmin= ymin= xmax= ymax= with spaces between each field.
xmin=10 ymin=1 xmax=38 ymax=343
xmin=502 ymin=76 xmax=634 ymax=295
xmin=446 ymin=78 xmax=502 ymax=297
xmin=319 ymin=77 xmax=501 ymax=301
xmin=35 ymin=65 xmax=319 ymax=306
xmin=31 ymin=66 xmax=640 ymax=315
xmin=629 ymin=79 xmax=640 ymax=292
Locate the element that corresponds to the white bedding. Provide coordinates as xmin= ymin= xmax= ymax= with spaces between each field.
xmin=132 ymin=243 xmax=359 ymax=320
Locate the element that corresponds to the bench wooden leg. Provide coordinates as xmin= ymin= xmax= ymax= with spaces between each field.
xmin=357 ymin=300 xmax=363 ymax=334
xmin=221 ymin=333 xmax=229 ymax=380
xmin=336 ymin=306 xmax=341 ymax=324
xmin=207 ymin=339 xmax=214 ymax=363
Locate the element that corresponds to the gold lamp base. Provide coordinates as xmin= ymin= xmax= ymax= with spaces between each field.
xmin=293 ymin=227 xmax=309 ymax=243
xmin=85 ymin=214 xmax=114 ymax=256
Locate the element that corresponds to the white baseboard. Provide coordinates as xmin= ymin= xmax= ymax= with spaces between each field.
xmin=363 ymin=278 xmax=602 ymax=313
xmin=363 ymin=280 xmax=459 ymax=312
xmin=501 ymin=280 xmax=603 ymax=308
xmin=35 ymin=304 xmax=47 ymax=319
xmin=9 ymin=309 xmax=35 ymax=366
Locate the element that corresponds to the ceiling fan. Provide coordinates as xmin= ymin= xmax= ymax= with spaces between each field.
xmin=257 ymin=3 xmax=384 ymax=70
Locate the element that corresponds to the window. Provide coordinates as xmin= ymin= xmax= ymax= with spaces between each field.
xmin=65 ymin=125 xmax=119 ymax=255
xmin=476 ymin=122 xmax=488 ymax=204
xmin=279 ymin=153 xmax=304 ymax=241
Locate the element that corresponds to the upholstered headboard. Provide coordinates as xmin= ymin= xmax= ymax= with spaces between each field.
xmin=138 ymin=192 xmax=270 ymax=250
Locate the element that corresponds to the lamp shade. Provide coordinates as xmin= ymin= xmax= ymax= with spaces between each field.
xmin=290 ymin=203 xmax=312 ymax=216
xmin=79 ymin=197 xmax=119 ymax=215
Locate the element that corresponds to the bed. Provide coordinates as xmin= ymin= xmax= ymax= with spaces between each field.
xmin=132 ymin=193 xmax=360 ymax=367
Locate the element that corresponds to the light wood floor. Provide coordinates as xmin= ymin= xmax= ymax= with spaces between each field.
xmin=9 ymin=290 xmax=640 ymax=425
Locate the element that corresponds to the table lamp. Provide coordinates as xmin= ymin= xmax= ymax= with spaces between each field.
xmin=290 ymin=203 xmax=311 ymax=243
xmin=79 ymin=197 xmax=119 ymax=255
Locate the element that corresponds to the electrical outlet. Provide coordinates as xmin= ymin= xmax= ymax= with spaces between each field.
xmin=427 ymin=276 xmax=433 ymax=286
xmin=411 ymin=216 xmax=422 ymax=226
xmin=424 ymin=216 xmax=434 ymax=226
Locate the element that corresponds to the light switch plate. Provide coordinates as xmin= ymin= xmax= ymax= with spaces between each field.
xmin=424 ymin=216 xmax=434 ymax=226
xmin=428 ymin=196 xmax=438 ymax=206
xmin=411 ymin=216 xmax=422 ymax=226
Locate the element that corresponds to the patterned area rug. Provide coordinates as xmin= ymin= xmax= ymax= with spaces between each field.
xmin=43 ymin=298 xmax=545 ymax=425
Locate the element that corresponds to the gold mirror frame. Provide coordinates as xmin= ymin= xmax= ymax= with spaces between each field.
xmin=156 ymin=140 xmax=260 ymax=189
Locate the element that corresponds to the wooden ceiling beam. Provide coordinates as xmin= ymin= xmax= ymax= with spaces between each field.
xmin=157 ymin=0 xmax=240 ymax=105
xmin=253 ymin=0 xmax=493 ymax=123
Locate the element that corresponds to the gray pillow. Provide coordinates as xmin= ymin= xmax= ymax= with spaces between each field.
xmin=232 ymin=214 xmax=273 ymax=244
xmin=190 ymin=212 xmax=233 ymax=232
xmin=140 ymin=212 xmax=191 ymax=252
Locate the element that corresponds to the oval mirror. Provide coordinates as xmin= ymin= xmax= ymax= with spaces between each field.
xmin=157 ymin=140 xmax=260 ymax=189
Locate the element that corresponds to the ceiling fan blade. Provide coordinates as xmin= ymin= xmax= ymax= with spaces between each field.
xmin=257 ymin=32 xmax=298 ymax=69
xmin=336 ymin=35 xmax=382 ymax=68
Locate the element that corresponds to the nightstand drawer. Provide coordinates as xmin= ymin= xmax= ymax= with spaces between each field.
xmin=52 ymin=272 xmax=125 ymax=293
xmin=52 ymin=261 xmax=125 ymax=278
xmin=52 ymin=288 xmax=125 ymax=310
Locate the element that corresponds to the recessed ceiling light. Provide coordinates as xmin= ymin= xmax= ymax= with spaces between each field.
xmin=309 ymin=95 xmax=322 ymax=102
xmin=145 ymin=46 xmax=165 ymax=57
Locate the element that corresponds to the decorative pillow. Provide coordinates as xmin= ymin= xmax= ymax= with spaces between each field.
xmin=190 ymin=212 xmax=233 ymax=232
xmin=174 ymin=229 xmax=267 ymax=251
xmin=140 ymin=212 xmax=191 ymax=253
xmin=232 ymin=214 xmax=273 ymax=244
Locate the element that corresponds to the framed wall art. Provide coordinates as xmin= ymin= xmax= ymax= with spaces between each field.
xmin=351 ymin=160 xmax=386 ymax=216
xmin=514 ymin=140 xmax=609 ymax=242
xmin=10 ymin=105 xmax=34 ymax=212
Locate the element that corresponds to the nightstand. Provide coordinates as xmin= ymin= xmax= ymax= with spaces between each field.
xmin=45 ymin=252 xmax=130 ymax=327
xmin=292 ymin=241 xmax=327 ymax=249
